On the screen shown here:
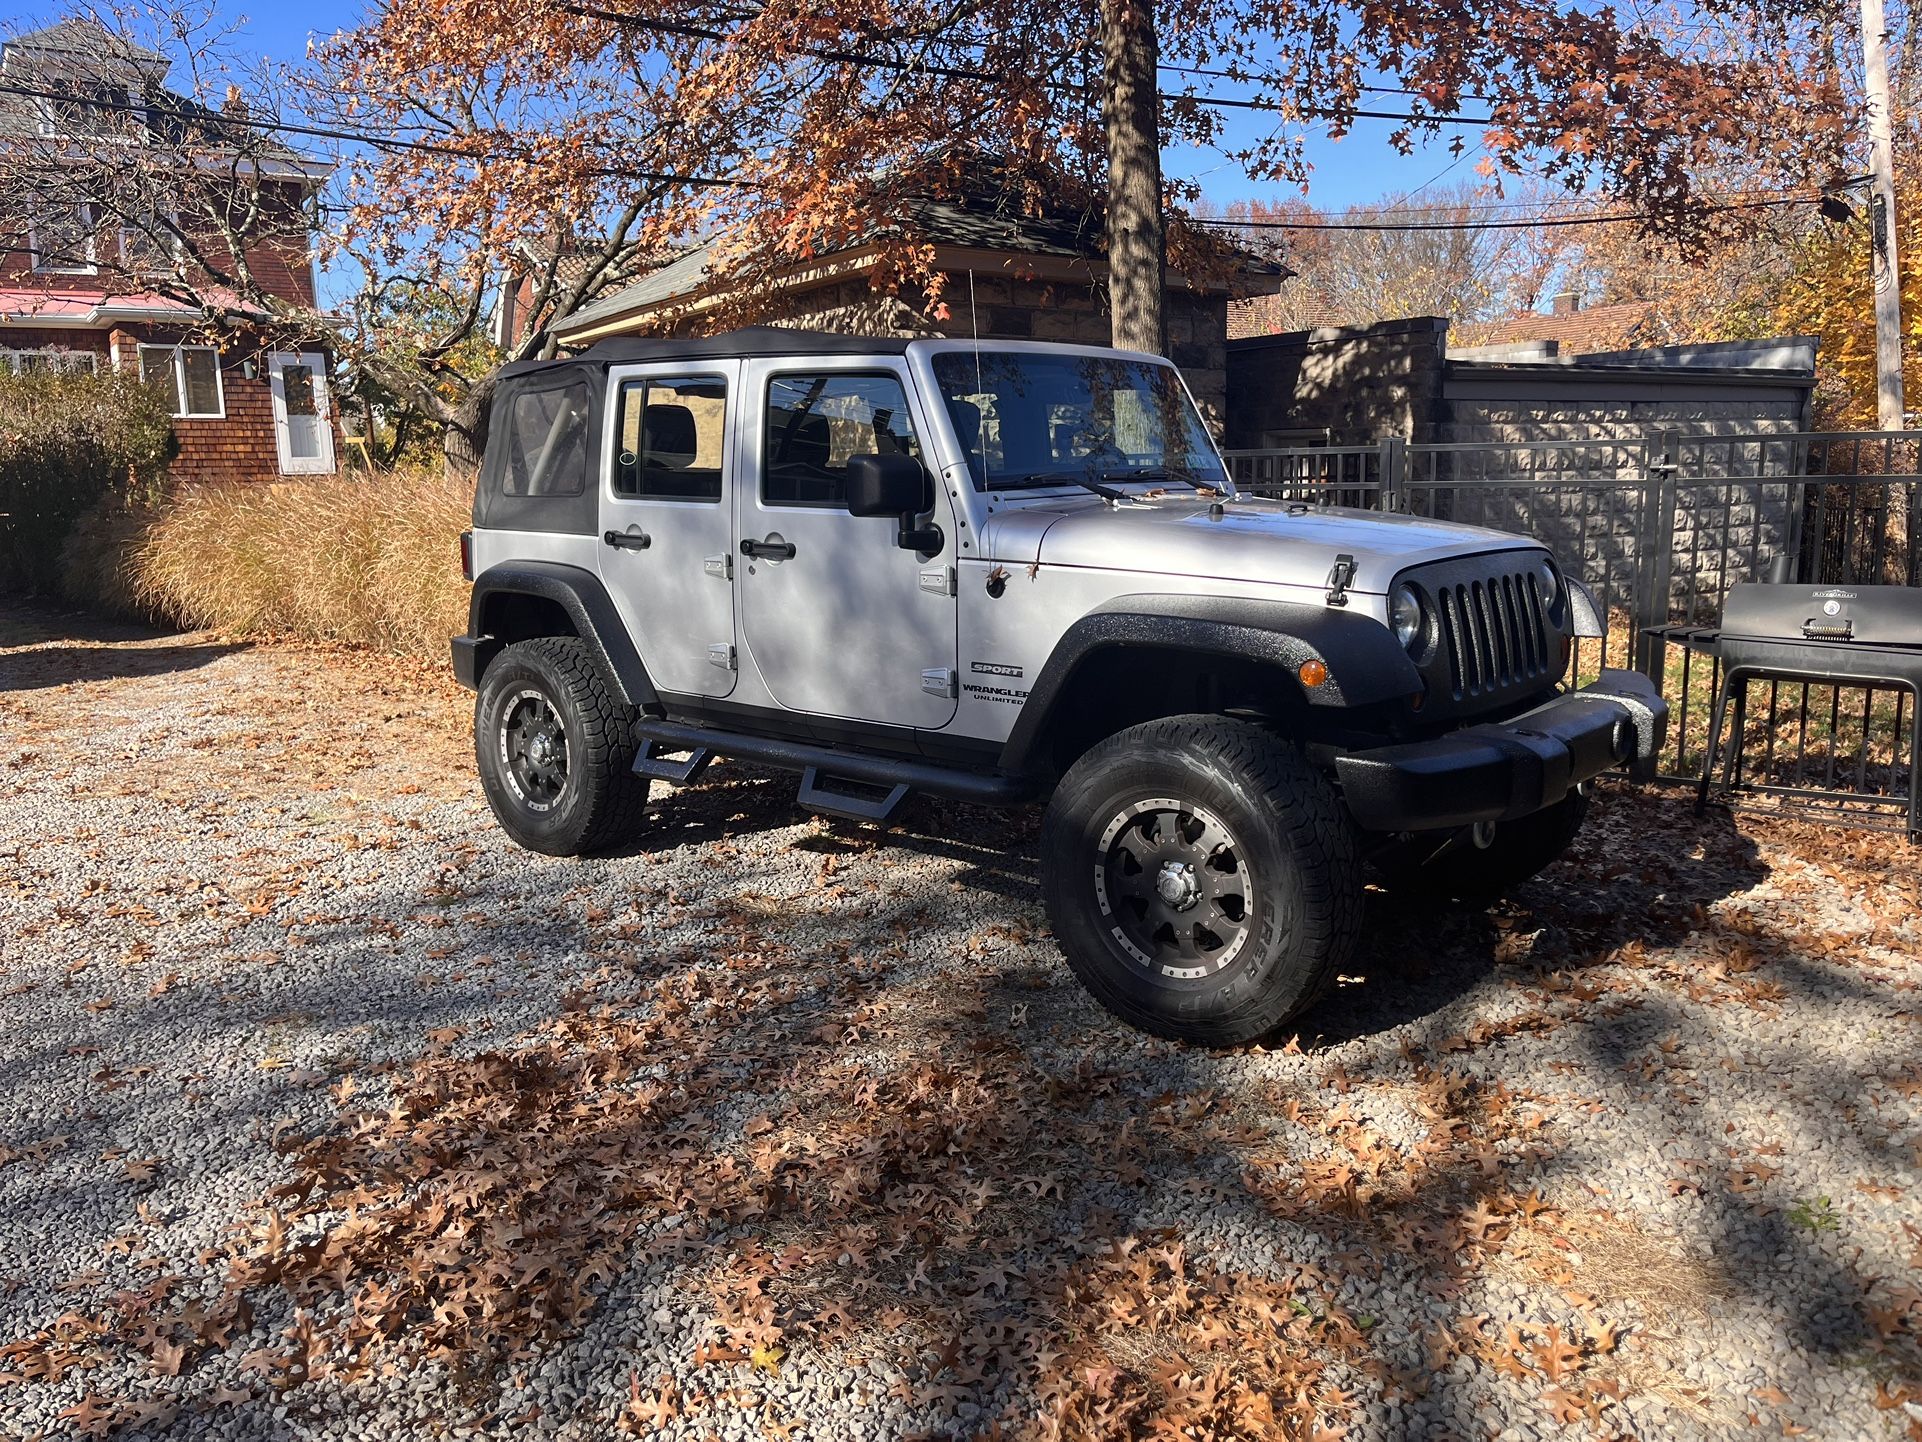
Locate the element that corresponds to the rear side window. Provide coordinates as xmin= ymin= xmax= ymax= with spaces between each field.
xmin=763 ymin=373 xmax=920 ymax=508
xmin=501 ymin=379 xmax=592 ymax=497
xmin=614 ymin=376 xmax=727 ymax=500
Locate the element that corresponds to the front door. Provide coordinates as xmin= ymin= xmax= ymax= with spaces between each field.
xmin=266 ymin=351 xmax=336 ymax=475
xmin=598 ymin=362 xmax=740 ymax=699
xmin=737 ymin=359 xmax=958 ymax=729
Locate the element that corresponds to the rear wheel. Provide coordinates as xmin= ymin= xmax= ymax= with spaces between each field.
xmin=1373 ymin=790 xmax=1590 ymax=904
xmin=475 ymin=637 xmax=650 ymax=856
xmin=1040 ymin=716 xmax=1362 ymax=1046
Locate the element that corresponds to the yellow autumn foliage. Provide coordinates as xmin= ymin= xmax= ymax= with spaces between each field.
xmin=1769 ymin=127 xmax=1922 ymax=428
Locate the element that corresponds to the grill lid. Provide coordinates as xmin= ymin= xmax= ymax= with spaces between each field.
xmin=1721 ymin=583 xmax=1922 ymax=647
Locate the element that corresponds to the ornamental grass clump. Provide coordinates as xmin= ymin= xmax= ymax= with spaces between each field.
xmin=133 ymin=464 xmax=473 ymax=660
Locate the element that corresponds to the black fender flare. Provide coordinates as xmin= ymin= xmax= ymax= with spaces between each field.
xmin=997 ymin=593 xmax=1423 ymax=773
xmin=465 ymin=561 xmax=659 ymax=710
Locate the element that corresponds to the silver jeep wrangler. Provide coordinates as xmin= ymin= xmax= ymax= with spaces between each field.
xmin=454 ymin=327 xmax=1665 ymax=1044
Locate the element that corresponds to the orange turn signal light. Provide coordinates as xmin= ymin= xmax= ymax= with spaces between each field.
xmin=1299 ymin=659 xmax=1329 ymax=688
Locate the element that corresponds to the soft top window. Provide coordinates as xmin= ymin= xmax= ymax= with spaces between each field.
xmin=501 ymin=378 xmax=593 ymax=497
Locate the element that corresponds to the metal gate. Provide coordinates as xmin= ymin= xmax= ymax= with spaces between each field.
xmin=1223 ymin=431 xmax=1921 ymax=829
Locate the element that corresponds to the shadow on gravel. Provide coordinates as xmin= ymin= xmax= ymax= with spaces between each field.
xmin=609 ymin=759 xmax=1047 ymax=906
xmin=0 ymin=639 xmax=241 ymax=692
xmin=22 ymin=773 xmax=1902 ymax=1438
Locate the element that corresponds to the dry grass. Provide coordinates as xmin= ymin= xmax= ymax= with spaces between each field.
xmin=132 ymin=466 xmax=472 ymax=660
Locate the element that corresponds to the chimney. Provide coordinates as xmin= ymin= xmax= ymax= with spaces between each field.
xmin=1550 ymin=290 xmax=1582 ymax=316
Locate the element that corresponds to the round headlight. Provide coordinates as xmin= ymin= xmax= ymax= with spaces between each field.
xmin=1536 ymin=557 xmax=1563 ymax=605
xmin=1390 ymin=582 xmax=1424 ymax=650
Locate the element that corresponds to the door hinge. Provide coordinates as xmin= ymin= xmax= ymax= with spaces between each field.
xmin=707 ymin=643 xmax=737 ymax=671
xmin=704 ymin=552 xmax=734 ymax=580
xmin=919 ymin=565 xmax=957 ymax=598
xmin=921 ymin=667 xmax=957 ymax=698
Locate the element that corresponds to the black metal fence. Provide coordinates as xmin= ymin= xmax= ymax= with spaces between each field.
xmin=1223 ymin=430 xmax=1921 ymax=830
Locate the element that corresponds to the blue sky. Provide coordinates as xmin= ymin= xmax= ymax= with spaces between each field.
xmin=6 ymin=2 xmax=1466 ymax=212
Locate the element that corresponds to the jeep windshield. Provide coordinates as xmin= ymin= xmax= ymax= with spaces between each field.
xmin=932 ymin=350 xmax=1232 ymax=494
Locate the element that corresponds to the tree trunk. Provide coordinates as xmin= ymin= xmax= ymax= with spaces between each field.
xmin=442 ymin=373 xmax=497 ymax=481
xmin=1101 ymin=0 xmax=1166 ymax=355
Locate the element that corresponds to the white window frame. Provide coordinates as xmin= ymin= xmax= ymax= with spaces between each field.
xmin=34 ymin=85 xmax=142 ymax=143
xmin=1 ymin=348 xmax=100 ymax=375
xmin=138 ymin=343 xmax=226 ymax=419
xmin=120 ymin=207 xmax=183 ymax=274
xmin=30 ymin=204 xmax=98 ymax=276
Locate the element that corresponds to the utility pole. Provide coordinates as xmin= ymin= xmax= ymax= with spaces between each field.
xmin=1100 ymin=0 xmax=1167 ymax=355
xmin=1860 ymin=0 xmax=1906 ymax=428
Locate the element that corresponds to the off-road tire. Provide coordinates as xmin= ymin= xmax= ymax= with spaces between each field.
xmin=1375 ymin=790 xmax=1590 ymax=904
xmin=475 ymin=637 xmax=650 ymax=856
xmin=1040 ymin=715 xmax=1363 ymax=1046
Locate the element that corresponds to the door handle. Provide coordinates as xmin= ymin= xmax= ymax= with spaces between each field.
xmin=604 ymin=529 xmax=651 ymax=551
xmin=739 ymin=537 xmax=796 ymax=561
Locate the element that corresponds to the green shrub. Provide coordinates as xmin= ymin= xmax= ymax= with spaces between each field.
xmin=0 ymin=370 xmax=176 ymax=594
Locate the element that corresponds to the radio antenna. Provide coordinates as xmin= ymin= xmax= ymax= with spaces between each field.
xmin=968 ymin=268 xmax=982 ymax=397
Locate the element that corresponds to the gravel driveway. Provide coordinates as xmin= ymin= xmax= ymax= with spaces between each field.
xmin=2 ymin=603 xmax=1918 ymax=1442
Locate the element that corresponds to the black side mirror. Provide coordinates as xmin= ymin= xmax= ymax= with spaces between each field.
xmin=846 ymin=452 xmax=942 ymax=552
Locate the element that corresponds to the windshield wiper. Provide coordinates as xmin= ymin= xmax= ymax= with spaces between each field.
xmin=1004 ymin=470 xmax=1131 ymax=501
xmin=1101 ymin=467 xmax=1231 ymax=496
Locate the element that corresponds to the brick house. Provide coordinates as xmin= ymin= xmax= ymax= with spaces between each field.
xmin=549 ymin=190 xmax=1287 ymax=430
xmin=490 ymin=235 xmax=657 ymax=351
xmin=0 ymin=19 xmax=339 ymax=482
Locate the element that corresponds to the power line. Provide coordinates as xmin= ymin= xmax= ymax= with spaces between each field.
xmin=561 ymin=2 xmax=1506 ymax=108
xmin=1203 ymin=174 xmax=1869 ymax=220
xmin=0 ymin=82 xmax=1851 ymax=237
xmin=1193 ymin=190 xmax=1833 ymax=232
xmin=0 ymin=80 xmax=747 ymax=187
xmin=556 ymin=2 xmax=1506 ymax=128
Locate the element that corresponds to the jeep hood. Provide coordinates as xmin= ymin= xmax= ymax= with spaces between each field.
xmin=983 ymin=494 xmax=1543 ymax=594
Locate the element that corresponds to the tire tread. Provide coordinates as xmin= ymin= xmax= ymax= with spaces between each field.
xmin=479 ymin=636 xmax=649 ymax=855
xmin=1041 ymin=715 xmax=1362 ymax=1045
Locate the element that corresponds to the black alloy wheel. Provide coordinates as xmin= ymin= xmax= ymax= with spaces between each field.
xmin=1095 ymin=799 xmax=1255 ymax=979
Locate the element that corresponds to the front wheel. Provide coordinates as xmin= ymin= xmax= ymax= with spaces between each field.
xmin=1039 ymin=716 xmax=1363 ymax=1046
xmin=475 ymin=637 xmax=650 ymax=856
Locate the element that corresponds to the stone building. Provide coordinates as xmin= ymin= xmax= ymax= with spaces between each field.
xmin=550 ymin=193 xmax=1287 ymax=430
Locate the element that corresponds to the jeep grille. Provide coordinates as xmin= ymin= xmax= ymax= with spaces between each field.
xmin=1434 ymin=567 xmax=1556 ymax=701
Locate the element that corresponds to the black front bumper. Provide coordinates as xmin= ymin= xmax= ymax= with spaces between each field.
xmin=1335 ymin=669 xmax=1668 ymax=832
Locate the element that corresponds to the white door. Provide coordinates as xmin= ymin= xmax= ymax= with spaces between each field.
xmin=267 ymin=351 xmax=336 ymax=475
xmin=736 ymin=359 xmax=958 ymax=729
xmin=598 ymin=362 xmax=740 ymax=699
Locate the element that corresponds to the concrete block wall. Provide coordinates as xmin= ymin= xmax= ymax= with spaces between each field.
xmin=1433 ymin=401 xmax=1808 ymax=613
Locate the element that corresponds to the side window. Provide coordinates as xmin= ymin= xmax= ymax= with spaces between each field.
xmin=614 ymin=376 xmax=727 ymax=501
xmin=502 ymin=379 xmax=592 ymax=497
xmin=763 ymin=373 xmax=920 ymax=508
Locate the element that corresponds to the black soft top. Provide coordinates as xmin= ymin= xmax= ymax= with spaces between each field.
xmin=497 ymin=325 xmax=914 ymax=381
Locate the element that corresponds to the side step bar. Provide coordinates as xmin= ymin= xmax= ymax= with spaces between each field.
xmin=632 ymin=738 xmax=715 ymax=784
xmin=797 ymin=767 xmax=911 ymax=824
xmin=631 ymin=718 xmax=1034 ymax=818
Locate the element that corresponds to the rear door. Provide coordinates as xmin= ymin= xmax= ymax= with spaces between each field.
xmin=266 ymin=351 xmax=337 ymax=475
xmin=598 ymin=362 xmax=740 ymax=698
xmin=736 ymin=358 xmax=958 ymax=729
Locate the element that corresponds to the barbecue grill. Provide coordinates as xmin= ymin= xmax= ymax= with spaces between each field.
xmin=1651 ymin=579 xmax=1922 ymax=837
